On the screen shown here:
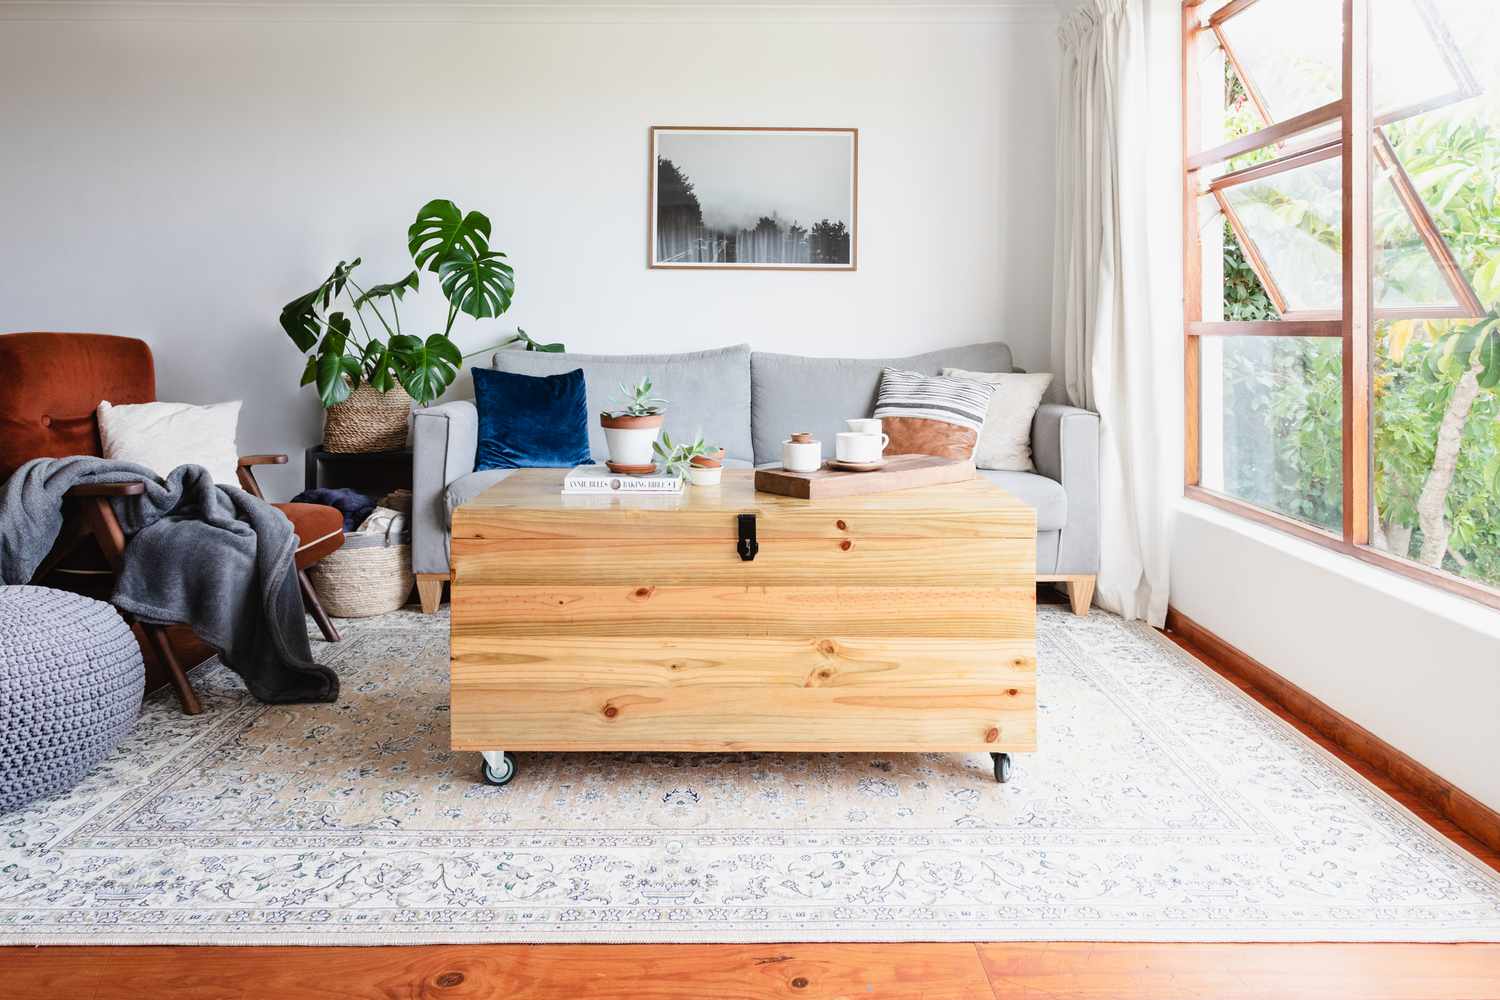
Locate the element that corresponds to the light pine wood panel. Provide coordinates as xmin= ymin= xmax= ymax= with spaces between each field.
xmin=450 ymin=584 xmax=1035 ymax=637
xmin=452 ymin=469 xmax=1036 ymax=542
xmin=451 ymin=635 xmax=1034 ymax=689
xmin=451 ymin=535 xmax=1031 ymax=587
xmin=451 ymin=636 xmax=1034 ymax=752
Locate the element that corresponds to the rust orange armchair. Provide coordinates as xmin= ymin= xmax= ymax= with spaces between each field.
xmin=0 ymin=332 xmax=345 ymax=715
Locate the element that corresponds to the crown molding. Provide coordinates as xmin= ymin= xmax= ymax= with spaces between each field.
xmin=0 ymin=0 xmax=1060 ymax=24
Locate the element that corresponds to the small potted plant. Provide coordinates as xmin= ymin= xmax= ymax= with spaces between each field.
xmin=655 ymin=432 xmax=724 ymax=486
xmin=600 ymin=378 xmax=668 ymax=471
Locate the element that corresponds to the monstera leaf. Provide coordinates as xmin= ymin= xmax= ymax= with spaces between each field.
xmin=313 ymin=313 xmax=360 ymax=407
xmin=352 ymin=269 xmax=419 ymax=309
xmin=279 ymin=258 xmax=363 ymax=351
xmin=388 ymin=333 xmax=463 ymax=405
xmin=408 ymin=200 xmax=491 ymax=274
xmin=438 ymin=245 xmax=515 ymax=320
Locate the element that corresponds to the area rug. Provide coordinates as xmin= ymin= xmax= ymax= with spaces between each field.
xmin=3 ymin=606 xmax=1499 ymax=944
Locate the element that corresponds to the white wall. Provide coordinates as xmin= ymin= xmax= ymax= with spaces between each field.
xmin=0 ymin=1 xmax=1060 ymax=499
xmin=1172 ymin=503 xmax=1500 ymax=812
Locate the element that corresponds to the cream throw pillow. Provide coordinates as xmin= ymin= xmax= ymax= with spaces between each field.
xmin=940 ymin=369 xmax=1052 ymax=471
xmin=96 ymin=399 xmax=242 ymax=486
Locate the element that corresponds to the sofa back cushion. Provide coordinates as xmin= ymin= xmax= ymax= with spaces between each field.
xmin=492 ymin=344 xmax=753 ymax=462
xmin=749 ymin=342 xmax=1014 ymax=465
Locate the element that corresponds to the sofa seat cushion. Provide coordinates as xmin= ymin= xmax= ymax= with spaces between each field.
xmin=444 ymin=469 xmax=519 ymax=528
xmin=491 ymin=345 xmax=753 ymax=463
xmin=978 ymin=470 xmax=1067 ymax=531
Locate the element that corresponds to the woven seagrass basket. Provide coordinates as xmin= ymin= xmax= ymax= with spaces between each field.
xmin=323 ymin=382 xmax=411 ymax=453
xmin=307 ymin=535 xmax=413 ymax=618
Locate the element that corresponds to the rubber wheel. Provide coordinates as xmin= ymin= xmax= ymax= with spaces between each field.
xmin=991 ymin=752 xmax=1012 ymax=784
xmin=481 ymin=753 xmax=517 ymax=787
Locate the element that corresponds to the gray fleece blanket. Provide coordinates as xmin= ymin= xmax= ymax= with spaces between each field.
xmin=0 ymin=456 xmax=338 ymax=704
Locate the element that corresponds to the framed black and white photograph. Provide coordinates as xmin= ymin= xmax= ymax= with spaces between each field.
xmin=650 ymin=126 xmax=858 ymax=270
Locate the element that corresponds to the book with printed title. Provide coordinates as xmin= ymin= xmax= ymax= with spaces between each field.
xmin=561 ymin=464 xmax=684 ymax=495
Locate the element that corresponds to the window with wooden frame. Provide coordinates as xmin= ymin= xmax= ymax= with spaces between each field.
xmin=1183 ymin=0 xmax=1500 ymax=610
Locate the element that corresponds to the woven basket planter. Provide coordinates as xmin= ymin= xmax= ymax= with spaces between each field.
xmin=307 ymin=535 xmax=414 ymax=618
xmin=323 ymin=383 xmax=412 ymax=453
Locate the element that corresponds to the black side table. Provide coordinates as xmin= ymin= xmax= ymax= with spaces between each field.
xmin=303 ymin=447 xmax=413 ymax=494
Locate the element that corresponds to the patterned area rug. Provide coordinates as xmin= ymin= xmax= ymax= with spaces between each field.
xmin=3 ymin=607 xmax=1499 ymax=944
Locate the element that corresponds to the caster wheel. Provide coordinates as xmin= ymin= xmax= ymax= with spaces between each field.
xmin=991 ymin=752 xmax=1012 ymax=784
xmin=481 ymin=752 xmax=517 ymax=787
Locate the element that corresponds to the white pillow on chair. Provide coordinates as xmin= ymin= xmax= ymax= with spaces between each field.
xmin=96 ymin=399 xmax=242 ymax=486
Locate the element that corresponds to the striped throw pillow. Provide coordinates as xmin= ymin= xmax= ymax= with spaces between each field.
xmin=873 ymin=368 xmax=996 ymax=461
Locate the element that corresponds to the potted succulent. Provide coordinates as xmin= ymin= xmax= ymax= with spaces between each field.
xmin=600 ymin=378 xmax=668 ymax=470
xmin=279 ymin=198 xmax=518 ymax=452
xmin=655 ymin=432 xmax=725 ymax=486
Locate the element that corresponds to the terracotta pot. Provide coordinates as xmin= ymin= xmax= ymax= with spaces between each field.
xmin=600 ymin=412 xmax=664 ymax=467
xmin=689 ymin=454 xmax=723 ymax=469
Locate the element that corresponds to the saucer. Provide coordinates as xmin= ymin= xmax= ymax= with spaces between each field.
xmin=827 ymin=459 xmax=886 ymax=473
xmin=605 ymin=461 xmax=658 ymax=476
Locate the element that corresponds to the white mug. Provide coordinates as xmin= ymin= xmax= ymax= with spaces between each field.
xmin=836 ymin=431 xmax=887 ymax=464
xmin=846 ymin=418 xmax=883 ymax=435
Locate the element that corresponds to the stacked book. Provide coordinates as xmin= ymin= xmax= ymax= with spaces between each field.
xmin=562 ymin=464 xmax=684 ymax=495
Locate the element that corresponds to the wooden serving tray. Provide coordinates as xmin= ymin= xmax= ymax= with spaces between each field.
xmin=754 ymin=454 xmax=976 ymax=499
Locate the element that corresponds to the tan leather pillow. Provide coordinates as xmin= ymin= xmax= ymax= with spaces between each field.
xmin=873 ymin=368 xmax=995 ymax=461
xmin=882 ymin=416 xmax=979 ymax=461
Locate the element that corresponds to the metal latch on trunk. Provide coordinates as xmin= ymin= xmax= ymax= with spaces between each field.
xmin=736 ymin=513 xmax=759 ymax=561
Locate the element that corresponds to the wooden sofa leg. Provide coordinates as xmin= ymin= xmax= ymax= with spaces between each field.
xmin=416 ymin=573 xmax=446 ymax=614
xmin=1066 ymin=575 xmax=1096 ymax=616
xmin=298 ymin=569 xmax=342 ymax=642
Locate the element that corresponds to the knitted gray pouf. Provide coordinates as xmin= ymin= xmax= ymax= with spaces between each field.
xmin=0 ymin=586 xmax=144 ymax=814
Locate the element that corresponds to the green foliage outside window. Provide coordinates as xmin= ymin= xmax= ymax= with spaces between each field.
xmin=1217 ymin=66 xmax=1500 ymax=588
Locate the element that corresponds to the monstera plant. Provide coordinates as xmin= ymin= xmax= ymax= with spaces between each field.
xmin=280 ymin=198 xmax=518 ymax=408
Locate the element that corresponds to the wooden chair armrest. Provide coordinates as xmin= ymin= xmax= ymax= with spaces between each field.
xmin=238 ymin=454 xmax=288 ymax=467
xmin=64 ymin=482 xmax=147 ymax=497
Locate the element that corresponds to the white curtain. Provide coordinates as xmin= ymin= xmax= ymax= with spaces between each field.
xmin=1053 ymin=0 xmax=1177 ymax=626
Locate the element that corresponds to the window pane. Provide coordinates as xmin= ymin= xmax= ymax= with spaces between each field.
xmin=1369 ymin=0 xmax=1500 ymax=591
xmin=1373 ymin=153 xmax=1470 ymax=311
xmin=1215 ymin=0 xmax=1467 ymax=135
xmin=1371 ymin=0 xmax=1475 ymax=120
xmin=1217 ymin=0 xmax=1342 ymax=125
xmin=1201 ymin=336 xmax=1344 ymax=531
xmin=1220 ymin=155 xmax=1343 ymax=313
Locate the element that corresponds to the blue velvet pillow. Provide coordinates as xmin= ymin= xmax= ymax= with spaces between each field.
xmin=472 ymin=366 xmax=592 ymax=471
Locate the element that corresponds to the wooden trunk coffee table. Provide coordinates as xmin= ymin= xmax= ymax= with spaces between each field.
xmin=449 ymin=468 xmax=1036 ymax=787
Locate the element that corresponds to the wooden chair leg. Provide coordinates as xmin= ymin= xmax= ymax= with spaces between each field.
xmin=298 ymin=569 xmax=341 ymax=642
xmin=141 ymin=622 xmax=203 ymax=715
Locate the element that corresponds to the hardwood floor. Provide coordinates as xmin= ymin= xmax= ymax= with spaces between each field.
xmin=4 ymin=592 xmax=1498 ymax=1000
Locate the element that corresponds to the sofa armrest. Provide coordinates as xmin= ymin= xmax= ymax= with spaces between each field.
xmin=411 ymin=400 xmax=477 ymax=575
xmin=1031 ymin=403 xmax=1100 ymax=575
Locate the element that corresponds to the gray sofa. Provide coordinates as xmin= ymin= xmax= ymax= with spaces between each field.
xmin=411 ymin=342 xmax=1100 ymax=613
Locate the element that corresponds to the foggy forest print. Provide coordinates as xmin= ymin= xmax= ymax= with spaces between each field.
xmin=651 ymin=128 xmax=856 ymax=268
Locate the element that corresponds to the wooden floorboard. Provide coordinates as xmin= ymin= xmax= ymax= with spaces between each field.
xmin=4 ymin=591 xmax=1498 ymax=999
xmin=0 ymin=943 xmax=998 ymax=1000
xmin=977 ymin=942 xmax=1500 ymax=1000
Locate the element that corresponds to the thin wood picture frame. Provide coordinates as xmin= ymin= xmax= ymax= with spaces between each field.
xmin=649 ymin=126 xmax=858 ymax=271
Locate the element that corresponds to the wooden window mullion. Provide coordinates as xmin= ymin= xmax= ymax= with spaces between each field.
xmin=1341 ymin=0 xmax=1373 ymax=546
